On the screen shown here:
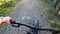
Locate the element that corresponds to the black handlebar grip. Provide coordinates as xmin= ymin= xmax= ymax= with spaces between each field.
xmin=10 ymin=19 xmax=20 ymax=27
xmin=10 ymin=19 xmax=16 ymax=24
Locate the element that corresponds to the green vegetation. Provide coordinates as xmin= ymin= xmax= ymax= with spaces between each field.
xmin=0 ymin=0 xmax=21 ymax=31
xmin=40 ymin=0 xmax=60 ymax=30
xmin=0 ymin=0 xmax=21 ymax=16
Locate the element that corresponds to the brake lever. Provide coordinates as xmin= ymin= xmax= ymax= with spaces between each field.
xmin=11 ymin=23 xmax=20 ymax=27
xmin=10 ymin=19 xmax=20 ymax=27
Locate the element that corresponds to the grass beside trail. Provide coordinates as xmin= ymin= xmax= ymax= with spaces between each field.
xmin=0 ymin=2 xmax=14 ymax=16
xmin=0 ymin=1 xmax=15 ymax=16
xmin=0 ymin=0 xmax=21 ymax=32
xmin=39 ymin=0 xmax=60 ymax=30
xmin=0 ymin=0 xmax=21 ymax=16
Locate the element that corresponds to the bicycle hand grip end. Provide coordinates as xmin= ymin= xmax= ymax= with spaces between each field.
xmin=10 ymin=19 xmax=16 ymax=24
xmin=10 ymin=19 xmax=20 ymax=27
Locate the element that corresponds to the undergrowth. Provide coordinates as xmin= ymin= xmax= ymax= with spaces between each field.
xmin=40 ymin=0 xmax=60 ymax=30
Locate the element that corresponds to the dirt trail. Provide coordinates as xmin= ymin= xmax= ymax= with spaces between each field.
xmin=0 ymin=0 xmax=51 ymax=34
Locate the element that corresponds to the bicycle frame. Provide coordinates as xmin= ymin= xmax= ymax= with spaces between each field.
xmin=10 ymin=19 xmax=60 ymax=34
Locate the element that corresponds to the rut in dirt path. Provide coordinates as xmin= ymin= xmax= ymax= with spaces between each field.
xmin=1 ymin=0 xmax=51 ymax=34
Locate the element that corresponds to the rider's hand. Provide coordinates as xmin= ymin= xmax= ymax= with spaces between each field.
xmin=2 ymin=16 xmax=11 ymax=24
xmin=0 ymin=19 xmax=3 ymax=24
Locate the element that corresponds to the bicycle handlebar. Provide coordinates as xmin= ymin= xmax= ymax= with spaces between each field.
xmin=10 ymin=19 xmax=60 ymax=33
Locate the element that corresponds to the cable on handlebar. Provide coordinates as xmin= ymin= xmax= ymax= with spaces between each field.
xmin=10 ymin=19 xmax=60 ymax=33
